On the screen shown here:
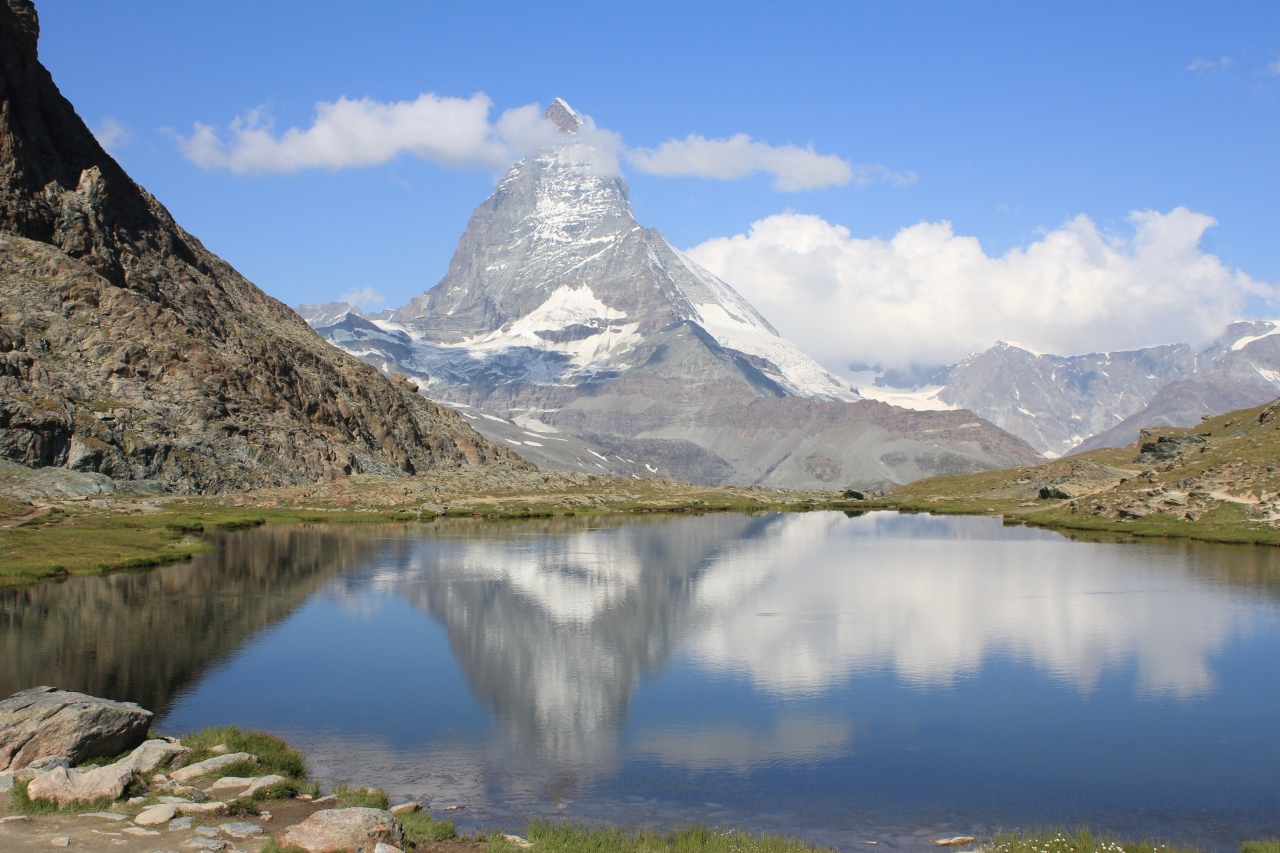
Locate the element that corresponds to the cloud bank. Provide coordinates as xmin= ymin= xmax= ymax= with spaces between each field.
xmin=177 ymin=95 xmax=875 ymax=191
xmin=92 ymin=117 xmax=133 ymax=153
xmin=686 ymin=208 xmax=1275 ymax=370
xmin=626 ymin=133 xmax=909 ymax=191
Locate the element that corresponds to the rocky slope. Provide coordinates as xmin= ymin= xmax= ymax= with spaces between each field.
xmin=919 ymin=322 xmax=1280 ymax=458
xmin=0 ymin=0 xmax=521 ymax=493
xmin=307 ymin=100 xmax=1041 ymax=488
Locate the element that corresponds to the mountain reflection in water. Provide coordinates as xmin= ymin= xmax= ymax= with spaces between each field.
xmin=9 ymin=512 xmax=1280 ymax=849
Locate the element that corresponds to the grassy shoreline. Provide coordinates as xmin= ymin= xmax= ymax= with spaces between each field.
xmin=0 ymin=467 xmax=861 ymax=588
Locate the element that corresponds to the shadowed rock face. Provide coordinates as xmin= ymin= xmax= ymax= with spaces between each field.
xmin=0 ymin=0 xmax=524 ymax=492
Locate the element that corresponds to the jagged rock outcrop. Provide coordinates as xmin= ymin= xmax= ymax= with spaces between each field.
xmin=0 ymin=686 xmax=151 ymax=770
xmin=0 ymin=0 xmax=523 ymax=492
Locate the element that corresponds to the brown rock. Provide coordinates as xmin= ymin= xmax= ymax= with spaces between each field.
xmin=25 ymin=761 xmax=133 ymax=806
xmin=0 ymin=0 xmax=527 ymax=493
xmin=280 ymin=808 xmax=404 ymax=853
xmin=388 ymin=802 xmax=421 ymax=815
xmin=0 ymin=687 xmax=151 ymax=770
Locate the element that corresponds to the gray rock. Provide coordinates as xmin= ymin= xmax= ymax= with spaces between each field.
xmin=50 ymin=837 xmax=70 ymax=847
xmin=0 ymin=688 xmax=152 ymax=770
xmin=134 ymin=803 xmax=178 ymax=826
xmin=175 ymin=801 xmax=228 ymax=816
xmin=27 ymin=762 xmax=134 ymax=806
xmin=219 ymin=821 xmax=265 ymax=838
xmin=0 ymin=773 xmax=13 ymax=791
xmin=243 ymin=774 xmax=288 ymax=797
xmin=375 ymin=844 xmax=405 ymax=853
xmin=123 ymin=739 xmax=190 ymax=774
xmin=388 ymin=802 xmax=421 ymax=816
xmin=168 ymin=753 xmax=256 ymax=783
xmin=169 ymin=816 xmax=194 ymax=831
xmin=28 ymin=754 xmax=71 ymax=772
xmin=122 ymin=826 xmax=161 ymax=836
xmin=280 ymin=807 xmax=404 ymax=853
xmin=78 ymin=811 xmax=128 ymax=821
xmin=195 ymin=826 xmax=220 ymax=838
xmin=182 ymin=840 xmax=226 ymax=851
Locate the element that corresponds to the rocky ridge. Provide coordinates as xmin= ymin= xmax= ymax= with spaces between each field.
xmin=305 ymin=100 xmax=1042 ymax=488
xmin=0 ymin=0 xmax=522 ymax=493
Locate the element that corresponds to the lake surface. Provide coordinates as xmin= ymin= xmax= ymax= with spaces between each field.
xmin=5 ymin=511 xmax=1280 ymax=850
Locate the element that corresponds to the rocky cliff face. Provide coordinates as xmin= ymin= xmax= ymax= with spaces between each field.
xmin=309 ymin=100 xmax=1042 ymax=488
xmin=0 ymin=0 xmax=522 ymax=492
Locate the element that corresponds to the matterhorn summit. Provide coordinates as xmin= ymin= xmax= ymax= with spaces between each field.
xmin=303 ymin=100 xmax=1039 ymax=487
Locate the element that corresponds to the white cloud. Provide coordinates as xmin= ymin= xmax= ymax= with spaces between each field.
xmin=627 ymin=133 xmax=910 ymax=191
xmin=687 ymin=208 xmax=1275 ymax=370
xmin=340 ymin=285 xmax=385 ymax=310
xmin=1186 ymin=56 xmax=1232 ymax=72
xmin=177 ymin=93 xmax=623 ymax=176
xmin=92 ymin=117 xmax=133 ymax=153
xmin=1269 ymin=57 xmax=1280 ymax=75
xmin=178 ymin=95 xmax=892 ymax=192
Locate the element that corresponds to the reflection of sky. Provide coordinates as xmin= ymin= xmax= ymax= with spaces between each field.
xmin=152 ymin=513 xmax=1280 ymax=849
xmin=684 ymin=512 xmax=1248 ymax=698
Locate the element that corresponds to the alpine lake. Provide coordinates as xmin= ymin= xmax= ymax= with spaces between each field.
xmin=5 ymin=510 xmax=1280 ymax=851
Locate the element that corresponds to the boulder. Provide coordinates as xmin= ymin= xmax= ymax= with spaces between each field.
xmin=219 ymin=821 xmax=265 ymax=838
xmin=388 ymin=802 xmax=421 ymax=816
xmin=280 ymin=808 xmax=404 ymax=853
xmin=134 ymin=803 xmax=178 ymax=826
xmin=244 ymin=774 xmax=288 ymax=797
xmin=176 ymin=801 xmax=229 ymax=816
xmin=123 ymin=739 xmax=190 ymax=774
xmin=26 ymin=762 xmax=135 ymax=806
xmin=169 ymin=752 xmax=257 ymax=783
xmin=375 ymin=845 xmax=405 ymax=853
xmin=0 ymin=687 xmax=152 ymax=770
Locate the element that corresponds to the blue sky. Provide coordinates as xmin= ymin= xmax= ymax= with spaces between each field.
xmin=35 ymin=1 xmax=1280 ymax=366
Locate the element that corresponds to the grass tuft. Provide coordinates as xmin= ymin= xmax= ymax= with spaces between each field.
xmin=989 ymin=829 xmax=1202 ymax=853
xmin=400 ymin=809 xmax=457 ymax=844
xmin=516 ymin=821 xmax=837 ymax=853
xmin=179 ymin=725 xmax=307 ymax=778
xmin=331 ymin=782 xmax=389 ymax=810
xmin=260 ymin=842 xmax=310 ymax=853
xmin=1243 ymin=842 xmax=1280 ymax=853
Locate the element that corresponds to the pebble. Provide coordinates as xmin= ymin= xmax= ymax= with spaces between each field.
xmin=50 ymin=838 xmax=70 ymax=847
xmin=170 ymin=817 xmax=194 ymax=831
xmin=310 ymin=794 xmax=337 ymax=805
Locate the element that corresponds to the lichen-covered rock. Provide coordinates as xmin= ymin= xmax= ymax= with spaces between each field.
xmin=0 ymin=686 xmax=151 ymax=770
xmin=25 ymin=761 xmax=133 ymax=805
xmin=122 ymin=739 xmax=189 ymax=774
xmin=280 ymin=808 xmax=404 ymax=853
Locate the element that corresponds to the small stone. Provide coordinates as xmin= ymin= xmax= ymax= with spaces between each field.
xmin=50 ymin=838 xmax=70 ymax=847
xmin=195 ymin=826 xmax=220 ymax=838
xmin=207 ymin=744 xmax=229 ymax=755
xmin=219 ymin=822 xmax=264 ymax=838
xmin=207 ymin=776 xmax=254 ymax=793
xmin=135 ymin=804 xmax=178 ymax=826
xmin=170 ymin=817 xmax=194 ymax=831
xmin=79 ymin=811 xmax=128 ymax=821
xmin=0 ymin=814 xmax=30 ymax=823
xmin=158 ymin=796 xmax=193 ymax=804
xmin=0 ymin=774 xmax=13 ymax=791
xmin=375 ymin=844 xmax=404 ymax=853
xmin=310 ymin=794 xmax=338 ymax=805
xmin=388 ymin=802 xmax=421 ymax=816
xmin=504 ymin=834 xmax=535 ymax=848
xmin=122 ymin=827 xmax=161 ymax=836
xmin=182 ymin=840 xmax=226 ymax=851
xmin=933 ymin=838 xmax=977 ymax=847
xmin=152 ymin=773 xmax=170 ymax=784
xmin=127 ymin=796 xmax=146 ymax=805
xmin=176 ymin=801 xmax=228 ymax=816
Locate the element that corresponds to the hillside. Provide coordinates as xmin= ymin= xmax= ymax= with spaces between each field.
xmin=0 ymin=0 xmax=522 ymax=493
xmin=876 ymin=395 xmax=1280 ymax=545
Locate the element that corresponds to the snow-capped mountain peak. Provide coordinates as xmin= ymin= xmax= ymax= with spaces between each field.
xmin=545 ymin=97 xmax=583 ymax=133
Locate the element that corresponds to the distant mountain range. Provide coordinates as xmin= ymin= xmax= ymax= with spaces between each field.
xmin=857 ymin=321 xmax=1280 ymax=458
xmin=302 ymin=100 xmax=1041 ymax=489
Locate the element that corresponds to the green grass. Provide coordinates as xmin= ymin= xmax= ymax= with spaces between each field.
xmin=987 ymin=829 xmax=1201 ymax=853
xmin=1243 ymin=842 xmax=1280 ymax=853
xmin=400 ymin=809 xmax=457 ymax=844
xmin=332 ymin=782 xmax=390 ymax=810
xmin=179 ymin=725 xmax=308 ymax=779
xmin=499 ymin=822 xmax=836 ymax=853
xmin=260 ymin=842 xmax=310 ymax=853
